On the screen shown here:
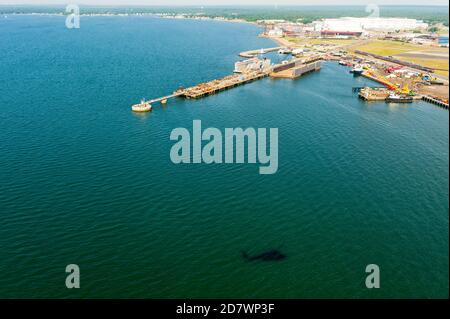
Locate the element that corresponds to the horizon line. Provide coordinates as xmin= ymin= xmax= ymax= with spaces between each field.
xmin=1 ymin=3 xmax=449 ymax=6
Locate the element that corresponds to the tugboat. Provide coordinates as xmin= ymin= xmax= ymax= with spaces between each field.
xmin=385 ymin=93 xmax=413 ymax=104
xmin=350 ymin=65 xmax=364 ymax=76
xmin=132 ymin=99 xmax=152 ymax=112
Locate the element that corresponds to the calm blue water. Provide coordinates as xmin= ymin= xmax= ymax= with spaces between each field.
xmin=0 ymin=15 xmax=448 ymax=298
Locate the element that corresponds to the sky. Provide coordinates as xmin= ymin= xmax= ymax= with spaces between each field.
xmin=0 ymin=0 xmax=448 ymax=5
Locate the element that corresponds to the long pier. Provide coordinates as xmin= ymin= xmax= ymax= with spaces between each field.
xmin=239 ymin=47 xmax=281 ymax=58
xmin=140 ymin=71 xmax=270 ymax=106
xmin=138 ymin=53 xmax=323 ymax=108
xmin=182 ymin=71 xmax=270 ymax=99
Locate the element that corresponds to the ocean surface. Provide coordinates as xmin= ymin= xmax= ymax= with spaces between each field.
xmin=0 ymin=15 xmax=448 ymax=298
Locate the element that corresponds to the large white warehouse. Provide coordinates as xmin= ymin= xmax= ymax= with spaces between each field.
xmin=314 ymin=17 xmax=428 ymax=32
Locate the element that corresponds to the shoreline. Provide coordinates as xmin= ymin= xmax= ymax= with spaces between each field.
xmin=262 ymin=35 xmax=299 ymax=48
xmin=1 ymin=12 xmax=258 ymax=25
xmin=156 ymin=14 xmax=257 ymax=26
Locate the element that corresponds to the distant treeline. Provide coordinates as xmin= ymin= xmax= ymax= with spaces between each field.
xmin=1 ymin=5 xmax=448 ymax=26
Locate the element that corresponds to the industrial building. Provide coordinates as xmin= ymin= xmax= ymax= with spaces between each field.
xmin=234 ymin=58 xmax=272 ymax=74
xmin=313 ymin=17 xmax=428 ymax=33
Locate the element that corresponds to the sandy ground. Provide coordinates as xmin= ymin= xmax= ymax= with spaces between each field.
xmin=265 ymin=35 xmax=300 ymax=48
xmin=418 ymin=84 xmax=449 ymax=100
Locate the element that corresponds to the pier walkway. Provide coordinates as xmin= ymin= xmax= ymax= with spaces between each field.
xmin=145 ymin=92 xmax=183 ymax=105
xmin=239 ymin=47 xmax=281 ymax=58
xmin=138 ymin=53 xmax=324 ymax=108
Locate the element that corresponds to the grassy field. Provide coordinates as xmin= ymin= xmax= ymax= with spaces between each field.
xmin=400 ymin=57 xmax=449 ymax=77
xmin=282 ymin=36 xmax=449 ymax=76
xmin=351 ymin=40 xmax=446 ymax=55
xmin=285 ymin=37 xmax=359 ymax=46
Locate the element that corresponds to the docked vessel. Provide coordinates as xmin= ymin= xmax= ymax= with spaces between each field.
xmin=338 ymin=60 xmax=347 ymax=66
xmin=385 ymin=93 xmax=413 ymax=103
xmin=132 ymin=99 xmax=152 ymax=112
xmin=278 ymin=48 xmax=292 ymax=54
xmin=350 ymin=65 xmax=364 ymax=76
xmin=292 ymin=48 xmax=304 ymax=56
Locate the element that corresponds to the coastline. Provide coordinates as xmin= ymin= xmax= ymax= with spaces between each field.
xmin=0 ymin=10 xmax=448 ymax=299
xmin=156 ymin=14 xmax=257 ymax=26
xmin=2 ymin=12 xmax=258 ymax=26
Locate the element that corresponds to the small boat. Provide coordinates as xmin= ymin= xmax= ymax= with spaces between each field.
xmin=338 ymin=60 xmax=347 ymax=66
xmin=132 ymin=99 xmax=152 ymax=112
xmin=350 ymin=65 xmax=364 ymax=76
xmin=161 ymin=99 xmax=168 ymax=105
xmin=292 ymin=48 xmax=304 ymax=56
xmin=385 ymin=93 xmax=413 ymax=104
xmin=278 ymin=48 xmax=292 ymax=54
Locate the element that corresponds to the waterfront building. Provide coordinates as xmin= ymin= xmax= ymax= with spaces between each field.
xmin=313 ymin=17 xmax=428 ymax=33
xmin=267 ymin=28 xmax=284 ymax=37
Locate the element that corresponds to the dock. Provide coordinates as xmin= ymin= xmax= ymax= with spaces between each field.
xmin=239 ymin=47 xmax=281 ymax=58
xmin=136 ymin=51 xmax=324 ymax=108
xmin=270 ymin=57 xmax=322 ymax=79
xmin=352 ymin=86 xmax=385 ymax=93
xmin=360 ymin=71 xmax=398 ymax=91
xmin=422 ymin=95 xmax=449 ymax=109
xmin=140 ymin=70 xmax=270 ymax=105
xmin=358 ymin=87 xmax=390 ymax=101
xmin=181 ymin=71 xmax=270 ymax=99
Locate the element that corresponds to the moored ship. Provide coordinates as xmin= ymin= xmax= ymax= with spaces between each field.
xmin=278 ymin=48 xmax=292 ymax=54
xmin=385 ymin=93 xmax=414 ymax=103
xmin=350 ymin=65 xmax=364 ymax=76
